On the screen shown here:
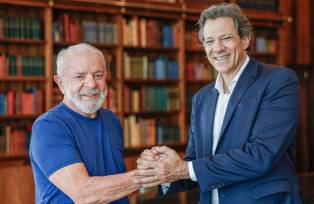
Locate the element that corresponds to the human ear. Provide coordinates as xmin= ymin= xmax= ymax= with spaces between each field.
xmin=242 ymin=35 xmax=251 ymax=50
xmin=54 ymin=75 xmax=65 ymax=94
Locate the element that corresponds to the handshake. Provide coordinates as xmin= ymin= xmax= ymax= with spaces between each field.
xmin=133 ymin=146 xmax=190 ymax=187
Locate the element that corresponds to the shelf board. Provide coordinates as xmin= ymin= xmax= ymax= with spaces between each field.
xmin=0 ymin=76 xmax=46 ymax=82
xmin=0 ymin=153 xmax=29 ymax=166
xmin=184 ymin=7 xmax=285 ymax=25
xmin=243 ymin=9 xmax=285 ymax=23
xmin=0 ymin=38 xmax=45 ymax=45
xmin=54 ymin=41 xmax=117 ymax=49
xmin=124 ymin=79 xmax=179 ymax=84
xmin=186 ymin=47 xmax=204 ymax=53
xmin=124 ymin=46 xmax=179 ymax=52
xmin=124 ymin=110 xmax=180 ymax=116
xmin=0 ymin=114 xmax=40 ymax=120
xmin=252 ymin=52 xmax=278 ymax=57
xmin=125 ymin=143 xmax=187 ymax=156
xmin=186 ymin=79 xmax=213 ymax=84
xmin=0 ymin=0 xmax=48 ymax=7
xmin=0 ymin=153 xmax=28 ymax=159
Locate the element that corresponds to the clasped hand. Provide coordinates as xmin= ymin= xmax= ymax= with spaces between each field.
xmin=134 ymin=146 xmax=189 ymax=187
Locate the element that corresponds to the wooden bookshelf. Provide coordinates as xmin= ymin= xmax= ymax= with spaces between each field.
xmin=0 ymin=0 xmax=293 ymax=168
xmin=0 ymin=38 xmax=45 ymax=45
xmin=0 ymin=0 xmax=294 ymax=203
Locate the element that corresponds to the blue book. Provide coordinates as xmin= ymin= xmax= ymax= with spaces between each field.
xmin=154 ymin=57 xmax=166 ymax=79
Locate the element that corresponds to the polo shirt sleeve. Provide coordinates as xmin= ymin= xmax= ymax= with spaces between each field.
xmin=31 ymin=118 xmax=82 ymax=177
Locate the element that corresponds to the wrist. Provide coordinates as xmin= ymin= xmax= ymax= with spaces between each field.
xmin=129 ymin=170 xmax=141 ymax=189
xmin=178 ymin=161 xmax=189 ymax=180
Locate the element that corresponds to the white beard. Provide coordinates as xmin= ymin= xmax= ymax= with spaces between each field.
xmin=64 ymin=88 xmax=107 ymax=114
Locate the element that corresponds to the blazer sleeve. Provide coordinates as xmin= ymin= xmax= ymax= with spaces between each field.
xmin=158 ymin=96 xmax=199 ymax=195
xmin=192 ymin=68 xmax=300 ymax=193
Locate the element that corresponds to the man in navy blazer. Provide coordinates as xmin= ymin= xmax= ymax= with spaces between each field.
xmin=134 ymin=3 xmax=302 ymax=204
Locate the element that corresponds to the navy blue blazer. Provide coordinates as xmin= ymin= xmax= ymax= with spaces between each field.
xmin=160 ymin=59 xmax=302 ymax=204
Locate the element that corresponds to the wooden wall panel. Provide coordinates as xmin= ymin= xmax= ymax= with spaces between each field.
xmin=0 ymin=165 xmax=35 ymax=204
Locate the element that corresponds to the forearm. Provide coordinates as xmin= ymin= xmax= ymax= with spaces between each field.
xmin=76 ymin=170 xmax=139 ymax=204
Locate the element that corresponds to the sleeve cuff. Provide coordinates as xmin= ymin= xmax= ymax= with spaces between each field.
xmin=188 ymin=161 xmax=197 ymax=181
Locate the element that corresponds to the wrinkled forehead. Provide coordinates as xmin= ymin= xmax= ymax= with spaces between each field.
xmin=203 ymin=17 xmax=238 ymax=37
xmin=64 ymin=49 xmax=106 ymax=74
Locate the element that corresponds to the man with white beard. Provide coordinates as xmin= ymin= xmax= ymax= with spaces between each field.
xmin=30 ymin=43 xmax=140 ymax=204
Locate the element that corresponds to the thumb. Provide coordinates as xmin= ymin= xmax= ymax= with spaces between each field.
xmin=155 ymin=146 xmax=174 ymax=155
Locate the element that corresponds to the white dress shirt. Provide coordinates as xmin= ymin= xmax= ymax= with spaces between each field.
xmin=188 ymin=55 xmax=250 ymax=204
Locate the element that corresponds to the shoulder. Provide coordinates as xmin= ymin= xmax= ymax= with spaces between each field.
xmin=193 ymin=82 xmax=215 ymax=101
xmin=33 ymin=105 xmax=64 ymax=127
xmin=98 ymin=108 xmax=122 ymax=129
xmin=98 ymin=108 xmax=119 ymax=122
xmin=256 ymin=62 xmax=298 ymax=82
xmin=253 ymin=61 xmax=300 ymax=95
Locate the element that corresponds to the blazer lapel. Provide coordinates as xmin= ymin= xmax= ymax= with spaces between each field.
xmin=215 ymin=59 xmax=259 ymax=153
xmin=202 ymin=86 xmax=219 ymax=156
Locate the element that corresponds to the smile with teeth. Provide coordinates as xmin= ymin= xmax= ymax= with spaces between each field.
xmin=81 ymin=93 xmax=99 ymax=99
xmin=213 ymin=54 xmax=229 ymax=60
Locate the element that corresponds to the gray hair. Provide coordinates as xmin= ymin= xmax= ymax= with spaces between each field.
xmin=56 ymin=43 xmax=106 ymax=75
xmin=198 ymin=3 xmax=253 ymax=50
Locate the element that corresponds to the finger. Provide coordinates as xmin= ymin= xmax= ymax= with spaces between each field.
xmin=141 ymin=149 xmax=157 ymax=157
xmin=157 ymin=146 xmax=174 ymax=154
xmin=140 ymin=154 xmax=157 ymax=161
xmin=135 ymin=168 xmax=158 ymax=177
xmin=137 ymin=164 xmax=152 ymax=170
xmin=137 ymin=159 xmax=158 ymax=169
xmin=134 ymin=175 xmax=159 ymax=185
xmin=158 ymin=153 xmax=168 ymax=161
xmin=151 ymin=146 xmax=162 ymax=154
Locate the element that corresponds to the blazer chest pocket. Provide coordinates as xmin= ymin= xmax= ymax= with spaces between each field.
xmin=251 ymin=179 xmax=291 ymax=199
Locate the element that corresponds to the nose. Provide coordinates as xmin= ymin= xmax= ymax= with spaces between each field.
xmin=212 ymin=40 xmax=225 ymax=52
xmin=84 ymin=74 xmax=97 ymax=88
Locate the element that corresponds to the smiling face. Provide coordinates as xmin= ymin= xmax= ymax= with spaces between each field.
xmin=54 ymin=49 xmax=107 ymax=118
xmin=203 ymin=17 xmax=251 ymax=83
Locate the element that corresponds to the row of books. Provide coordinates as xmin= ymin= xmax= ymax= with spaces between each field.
xmin=102 ymin=87 xmax=117 ymax=113
xmin=0 ymin=15 xmax=43 ymax=40
xmin=124 ymin=86 xmax=179 ymax=112
xmin=53 ymin=13 xmax=117 ymax=44
xmin=123 ymin=116 xmax=179 ymax=148
xmin=186 ymin=61 xmax=215 ymax=80
xmin=186 ymin=86 xmax=202 ymax=109
xmin=185 ymin=29 xmax=201 ymax=49
xmin=0 ymin=125 xmax=31 ymax=155
xmin=237 ymin=0 xmax=278 ymax=11
xmin=124 ymin=54 xmax=179 ymax=79
xmin=254 ymin=37 xmax=277 ymax=53
xmin=0 ymin=88 xmax=44 ymax=116
xmin=123 ymin=17 xmax=178 ymax=48
xmin=0 ymin=53 xmax=45 ymax=77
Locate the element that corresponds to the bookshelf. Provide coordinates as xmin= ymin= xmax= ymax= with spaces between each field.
xmin=0 ymin=2 xmax=47 ymax=157
xmin=0 ymin=0 xmax=293 ymax=203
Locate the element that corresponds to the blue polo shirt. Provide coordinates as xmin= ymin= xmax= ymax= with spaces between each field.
xmin=30 ymin=103 xmax=128 ymax=204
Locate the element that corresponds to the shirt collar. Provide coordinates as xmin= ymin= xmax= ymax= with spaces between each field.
xmin=215 ymin=55 xmax=250 ymax=94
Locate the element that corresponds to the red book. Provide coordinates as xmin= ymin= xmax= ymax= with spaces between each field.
xmin=7 ymin=90 xmax=15 ymax=115
xmin=21 ymin=92 xmax=34 ymax=115
xmin=63 ymin=13 xmax=70 ymax=43
xmin=0 ymin=53 xmax=7 ymax=77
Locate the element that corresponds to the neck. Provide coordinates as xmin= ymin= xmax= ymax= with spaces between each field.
xmin=221 ymin=54 xmax=247 ymax=92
